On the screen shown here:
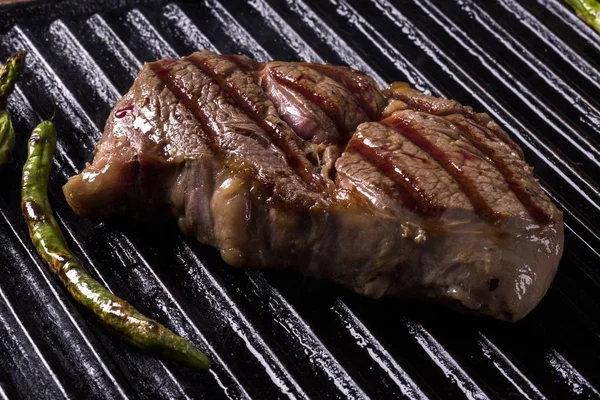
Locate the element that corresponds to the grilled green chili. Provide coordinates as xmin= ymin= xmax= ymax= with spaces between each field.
xmin=0 ymin=50 xmax=26 ymax=166
xmin=0 ymin=110 xmax=16 ymax=166
xmin=565 ymin=0 xmax=600 ymax=33
xmin=21 ymin=120 xmax=210 ymax=371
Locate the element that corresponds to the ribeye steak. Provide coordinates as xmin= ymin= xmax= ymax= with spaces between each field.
xmin=62 ymin=50 xmax=564 ymax=322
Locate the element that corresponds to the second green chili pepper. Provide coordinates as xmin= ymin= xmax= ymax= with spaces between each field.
xmin=0 ymin=109 xmax=16 ymax=166
xmin=0 ymin=50 xmax=26 ymax=167
xmin=564 ymin=0 xmax=600 ymax=33
xmin=21 ymin=119 xmax=210 ymax=371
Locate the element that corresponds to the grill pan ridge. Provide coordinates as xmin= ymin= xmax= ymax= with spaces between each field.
xmin=0 ymin=0 xmax=599 ymax=399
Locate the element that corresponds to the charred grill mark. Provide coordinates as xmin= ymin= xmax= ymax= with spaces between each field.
xmin=186 ymin=53 xmax=326 ymax=192
xmin=475 ymin=118 xmax=524 ymax=158
xmin=387 ymin=83 xmax=524 ymax=157
xmin=299 ymin=62 xmax=384 ymax=120
xmin=450 ymin=117 xmax=551 ymax=223
xmin=380 ymin=115 xmax=500 ymax=223
xmin=385 ymin=85 xmax=470 ymax=118
xmin=347 ymin=137 xmax=441 ymax=215
xmin=268 ymin=66 xmax=364 ymax=137
xmin=147 ymin=61 xmax=220 ymax=154
xmin=148 ymin=62 xmax=279 ymax=198
xmin=221 ymin=54 xmax=263 ymax=73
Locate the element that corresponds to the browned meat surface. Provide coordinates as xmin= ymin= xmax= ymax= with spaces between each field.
xmin=62 ymin=50 xmax=564 ymax=322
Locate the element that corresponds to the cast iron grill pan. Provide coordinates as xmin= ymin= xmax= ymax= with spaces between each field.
xmin=0 ymin=0 xmax=599 ymax=398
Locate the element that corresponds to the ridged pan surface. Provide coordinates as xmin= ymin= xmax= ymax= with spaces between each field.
xmin=0 ymin=0 xmax=599 ymax=399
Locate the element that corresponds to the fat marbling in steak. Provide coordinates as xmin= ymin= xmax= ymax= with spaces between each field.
xmin=62 ymin=50 xmax=564 ymax=322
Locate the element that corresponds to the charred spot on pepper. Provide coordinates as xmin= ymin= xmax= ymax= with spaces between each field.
xmin=488 ymin=278 xmax=499 ymax=292
xmin=21 ymin=200 xmax=47 ymax=223
xmin=52 ymin=252 xmax=73 ymax=265
xmin=145 ymin=320 xmax=163 ymax=334
xmin=29 ymin=132 xmax=42 ymax=145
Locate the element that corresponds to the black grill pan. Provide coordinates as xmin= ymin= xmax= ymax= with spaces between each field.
xmin=0 ymin=0 xmax=599 ymax=399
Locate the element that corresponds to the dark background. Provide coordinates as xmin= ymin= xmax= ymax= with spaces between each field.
xmin=0 ymin=0 xmax=599 ymax=399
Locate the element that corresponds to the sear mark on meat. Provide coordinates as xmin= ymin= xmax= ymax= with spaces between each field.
xmin=62 ymin=51 xmax=564 ymax=322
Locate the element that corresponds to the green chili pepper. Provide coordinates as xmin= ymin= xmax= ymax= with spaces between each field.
xmin=0 ymin=109 xmax=16 ymax=166
xmin=21 ymin=120 xmax=210 ymax=372
xmin=565 ymin=0 xmax=600 ymax=33
xmin=0 ymin=50 xmax=26 ymax=167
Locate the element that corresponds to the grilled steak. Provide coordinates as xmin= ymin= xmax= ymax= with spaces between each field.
xmin=62 ymin=50 xmax=564 ymax=322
